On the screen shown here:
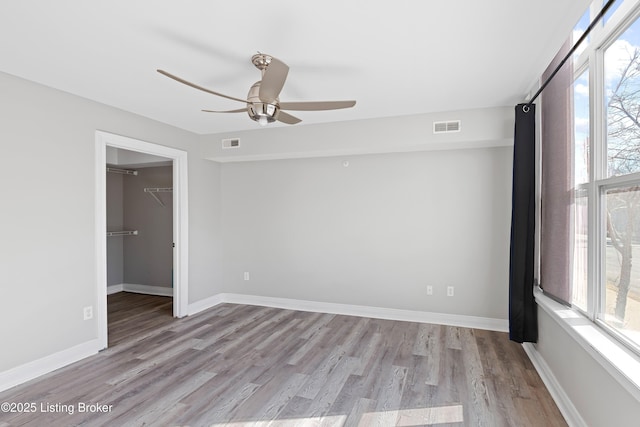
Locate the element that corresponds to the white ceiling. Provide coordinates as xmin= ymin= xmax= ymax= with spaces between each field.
xmin=0 ymin=1 xmax=591 ymax=135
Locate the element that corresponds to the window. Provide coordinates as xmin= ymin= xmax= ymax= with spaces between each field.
xmin=561 ymin=1 xmax=640 ymax=354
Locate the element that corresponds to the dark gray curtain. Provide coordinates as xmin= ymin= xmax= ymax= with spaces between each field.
xmin=509 ymin=103 xmax=538 ymax=343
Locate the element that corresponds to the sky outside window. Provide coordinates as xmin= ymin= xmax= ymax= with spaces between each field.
xmin=604 ymin=0 xmax=622 ymax=24
xmin=574 ymin=70 xmax=590 ymax=185
xmin=605 ymin=17 xmax=640 ymax=177
xmin=573 ymin=8 xmax=591 ymax=62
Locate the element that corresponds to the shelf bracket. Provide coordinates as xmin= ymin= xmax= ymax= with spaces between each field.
xmin=144 ymin=187 xmax=172 ymax=207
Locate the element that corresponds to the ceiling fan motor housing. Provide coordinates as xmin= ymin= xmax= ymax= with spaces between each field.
xmin=247 ymin=81 xmax=279 ymax=124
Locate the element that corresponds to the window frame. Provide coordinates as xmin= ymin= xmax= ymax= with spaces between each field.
xmin=570 ymin=0 xmax=640 ymax=356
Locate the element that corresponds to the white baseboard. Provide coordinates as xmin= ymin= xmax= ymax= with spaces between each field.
xmin=108 ymin=283 xmax=173 ymax=297
xmin=187 ymin=293 xmax=508 ymax=332
xmin=0 ymin=339 xmax=102 ymax=393
xmin=522 ymin=342 xmax=586 ymax=427
xmin=187 ymin=293 xmax=227 ymax=316
xmin=107 ymin=284 xmax=123 ymax=295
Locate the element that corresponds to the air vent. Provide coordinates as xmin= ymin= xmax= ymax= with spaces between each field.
xmin=222 ymin=138 xmax=240 ymax=149
xmin=433 ymin=120 xmax=461 ymax=134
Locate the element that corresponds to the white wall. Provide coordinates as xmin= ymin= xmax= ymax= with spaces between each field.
xmin=219 ymin=147 xmax=513 ymax=319
xmin=0 ymin=71 xmax=223 ymax=373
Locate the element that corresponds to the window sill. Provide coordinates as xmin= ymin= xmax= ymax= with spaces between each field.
xmin=534 ymin=287 xmax=640 ymax=402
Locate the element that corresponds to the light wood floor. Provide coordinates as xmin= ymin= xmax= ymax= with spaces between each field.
xmin=0 ymin=292 xmax=566 ymax=426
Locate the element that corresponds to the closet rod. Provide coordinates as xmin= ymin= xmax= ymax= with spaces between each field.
xmin=144 ymin=187 xmax=172 ymax=192
xmin=107 ymin=230 xmax=138 ymax=237
xmin=107 ymin=167 xmax=138 ymax=176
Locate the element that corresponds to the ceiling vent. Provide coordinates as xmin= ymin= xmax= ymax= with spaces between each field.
xmin=222 ymin=138 xmax=240 ymax=149
xmin=433 ymin=120 xmax=461 ymax=134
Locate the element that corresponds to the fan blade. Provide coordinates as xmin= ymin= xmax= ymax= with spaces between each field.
xmin=277 ymin=111 xmax=302 ymax=125
xmin=157 ymin=69 xmax=247 ymax=104
xmin=259 ymin=57 xmax=289 ymax=103
xmin=202 ymin=108 xmax=246 ymax=113
xmin=279 ymin=100 xmax=356 ymax=111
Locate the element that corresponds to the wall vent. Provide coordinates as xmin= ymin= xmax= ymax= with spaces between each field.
xmin=433 ymin=120 xmax=461 ymax=134
xmin=222 ymin=138 xmax=240 ymax=149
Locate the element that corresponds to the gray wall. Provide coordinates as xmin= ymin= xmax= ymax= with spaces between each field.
xmin=106 ymin=172 xmax=124 ymax=286
xmin=219 ymin=147 xmax=512 ymax=319
xmin=0 ymin=71 xmax=223 ymax=373
xmin=122 ymin=166 xmax=173 ymax=288
xmin=204 ymin=107 xmax=513 ymax=163
xmin=106 ymin=165 xmax=174 ymax=289
xmin=535 ymin=307 xmax=640 ymax=426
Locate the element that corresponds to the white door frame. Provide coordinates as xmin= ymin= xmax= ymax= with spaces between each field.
xmin=95 ymin=131 xmax=189 ymax=349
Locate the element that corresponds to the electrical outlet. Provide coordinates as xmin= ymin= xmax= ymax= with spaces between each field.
xmin=426 ymin=285 xmax=433 ymax=295
xmin=83 ymin=306 xmax=93 ymax=320
xmin=447 ymin=286 xmax=454 ymax=297
xmin=244 ymin=272 xmax=250 ymax=281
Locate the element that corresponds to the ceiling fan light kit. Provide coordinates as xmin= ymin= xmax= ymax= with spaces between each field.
xmin=246 ymin=79 xmax=279 ymax=126
xmin=252 ymin=105 xmax=278 ymax=126
xmin=157 ymin=52 xmax=356 ymax=126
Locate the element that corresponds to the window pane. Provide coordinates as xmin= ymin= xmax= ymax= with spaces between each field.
xmin=604 ymin=0 xmax=622 ymax=24
xmin=603 ymin=185 xmax=640 ymax=349
xmin=572 ymin=69 xmax=589 ymax=311
xmin=573 ymin=8 xmax=591 ymax=63
xmin=572 ymin=188 xmax=589 ymax=311
xmin=574 ymin=70 xmax=590 ymax=185
xmin=605 ymin=20 xmax=640 ymax=177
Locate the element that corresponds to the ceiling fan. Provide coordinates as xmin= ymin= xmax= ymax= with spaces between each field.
xmin=157 ymin=53 xmax=356 ymax=126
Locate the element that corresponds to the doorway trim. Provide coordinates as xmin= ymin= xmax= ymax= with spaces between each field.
xmin=95 ymin=131 xmax=189 ymax=350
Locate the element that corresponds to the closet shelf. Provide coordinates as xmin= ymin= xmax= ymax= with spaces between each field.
xmin=144 ymin=187 xmax=173 ymax=207
xmin=107 ymin=230 xmax=138 ymax=237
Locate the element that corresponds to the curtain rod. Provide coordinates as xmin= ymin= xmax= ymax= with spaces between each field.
xmin=526 ymin=0 xmax=617 ymax=109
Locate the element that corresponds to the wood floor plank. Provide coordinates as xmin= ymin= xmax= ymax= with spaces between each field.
xmin=297 ymin=346 xmax=349 ymax=400
xmin=458 ymin=328 xmax=495 ymax=427
xmin=188 ymin=381 xmax=261 ymax=426
xmin=302 ymin=356 xmax=360 ymax=420
xmin=343 ymin=397 xmax=376 ymax=427
xmin=352 ymin=331 xmax=384 ymax=377
xmin=118 ymin=370 xmax=216 ymax=427
xmin=367 ymin=365 xmax=408 ymax=426
xmin=227 ymin=366 xmax=308 ymax=423
xmin=392 ymin=321 xmax=420 ymax=368
xmin=0 ymin=292 xmax=568 ymax=426
xmin=287 ymin=325 xmax=332 ymax=366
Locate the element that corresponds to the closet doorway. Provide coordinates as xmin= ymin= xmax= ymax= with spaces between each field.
xmin=95 ymin=131 xmax=189 ymax=350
